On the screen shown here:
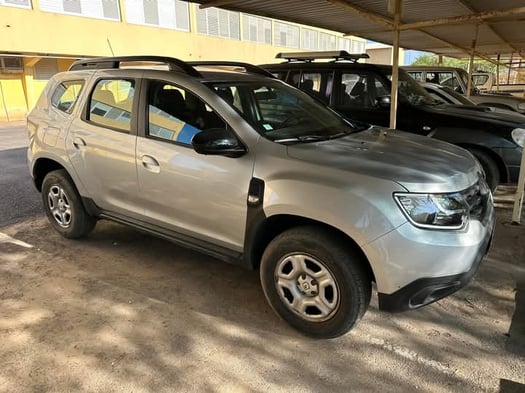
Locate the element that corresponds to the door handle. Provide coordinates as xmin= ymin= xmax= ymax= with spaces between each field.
xmin=141 ymin=155 xmax=160 ymax=173
xmin=73 ymin=137 xmax=86 ymax=148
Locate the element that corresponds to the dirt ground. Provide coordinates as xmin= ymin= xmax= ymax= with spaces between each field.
xmin=1 ymin=190 xmax=524 ymax=392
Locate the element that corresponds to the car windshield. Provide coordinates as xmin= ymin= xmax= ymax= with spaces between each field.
xmin=387 ymin=70 xmax=437 ymax=106
xmin=439 ymin=85 xmax=475 ymax=105
xmin=205 ymin=80 xmax=367 ymax=143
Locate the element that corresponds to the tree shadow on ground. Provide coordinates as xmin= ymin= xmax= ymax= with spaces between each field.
xmin=0 ymin=204 xmax=523 ymax=392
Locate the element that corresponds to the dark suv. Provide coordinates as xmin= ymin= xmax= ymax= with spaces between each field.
xmin=261 ymin=51 xmax=525 ymax=191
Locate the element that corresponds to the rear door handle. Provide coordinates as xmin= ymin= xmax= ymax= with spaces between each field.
xmin=141 ymin=155 xmax=160 ymax=173
xmin=73 ymin=137 xmax=86 ymax=148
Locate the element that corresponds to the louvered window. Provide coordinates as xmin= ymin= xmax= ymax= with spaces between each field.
xmin=34 ymin=58 xmax=59 ymax=81
xmin=301 ymin=29 xmax=318 ymax=50
xmin=319 ymin=33 xmax=337 ymax=50
xmin=195 ymin=5 xmax=240 ymax=39
xmin=39 ymin=0 xmax=120 ymax=20
xmin=0 ymin=57 xmax=23 ymax=72
xmin=242 ymin=14 xmax=271 ymax=44
xmin=274 ymin=22 xmax=299 ymax=48
xmin=337 ymin=37 xmax=351 ymax=52
xmin=351 ymin=39 xmax=366 ymax=53
xmin=125 ymin=0 xmax=189 ymax=31
xmin=0 ymin=0 xmax=31 ymax=9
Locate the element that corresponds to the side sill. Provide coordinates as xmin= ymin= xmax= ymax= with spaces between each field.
xmin=81 ymin=198 xmax=245 ymax=267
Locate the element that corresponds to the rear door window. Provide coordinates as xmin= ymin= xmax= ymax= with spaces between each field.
xmin=407 ymin=71 xmax=423 ymax=82
xmin=87 ymin=79 xmax=135 ymax=133
xmin=338 ymin=72 xmax=388 ymax=108
xmin=292 ymin=71 xmax=334 ymax=104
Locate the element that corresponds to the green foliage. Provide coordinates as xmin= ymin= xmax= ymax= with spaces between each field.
xmin=411 ymin=53 xmax=496 ymax=73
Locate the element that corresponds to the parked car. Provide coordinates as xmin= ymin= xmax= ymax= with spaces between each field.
xmin=28 ymin=56 xmax=495 ymax=338
xmin=421 ymin=82 xmax=523 ymax=117
xmin=403 ymin=66 xmax=525 ymax=114
xmin=261 ymin=52 xmax=525 ymax=190
xmin=472 ymin=71 xmax=525 ymax=97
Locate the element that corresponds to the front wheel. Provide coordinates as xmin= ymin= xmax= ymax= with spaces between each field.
xmin=260 ymin=226 xmax=371 ymax=339
xmin=41 ymin=169 xmax=96 ymax=238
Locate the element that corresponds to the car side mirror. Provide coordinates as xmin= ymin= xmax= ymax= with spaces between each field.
xmin=192 ymin=128 xmax=246 ymax=158
xmin=375 ymin=95 xmax=391 ymax=108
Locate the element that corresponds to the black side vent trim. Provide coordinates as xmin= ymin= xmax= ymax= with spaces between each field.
xmin=247 ymin=177 xmax=265 ymax=207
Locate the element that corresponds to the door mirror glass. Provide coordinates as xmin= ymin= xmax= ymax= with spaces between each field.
xmin=192 ymin=128 xmax=246 ymax=158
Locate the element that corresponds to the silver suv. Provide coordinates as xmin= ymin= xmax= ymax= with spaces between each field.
xmin=27 ymin=56 xmax=495 ymax=338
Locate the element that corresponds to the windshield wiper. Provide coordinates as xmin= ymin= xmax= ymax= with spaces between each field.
xmin=273 ymin=135 xmax=330 ymax=143
xmin=274 ymin=130 xmax=353 ymax=144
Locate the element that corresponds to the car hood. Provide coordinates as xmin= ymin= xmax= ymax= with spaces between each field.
xmin=432 ymin=103 xmax=525 ymax=125
xmin=286 ymin=126 xmax=482 ymax=193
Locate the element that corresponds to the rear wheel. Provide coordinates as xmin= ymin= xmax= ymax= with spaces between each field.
xmin=42 ymin=169 xmax=96 ymax=238
xmin=260 ymin=226 xmax=371 ymax=338
xmin=468 ymin=148 xmax=500 ymax=191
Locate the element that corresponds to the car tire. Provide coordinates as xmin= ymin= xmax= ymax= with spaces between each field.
xmin=469 ymin=149 xmax=500 ymax=191
xmin=260 ymin=226 xmax=371 ymax=339
xmin=41 ymin=169 xmax=96 ymax=239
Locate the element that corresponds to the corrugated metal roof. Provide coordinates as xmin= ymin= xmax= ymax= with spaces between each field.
xmin=189 ymin=0 xmax=525 ymax=63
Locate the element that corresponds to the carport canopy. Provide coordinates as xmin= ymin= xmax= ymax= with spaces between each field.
xmin=188 ymin=0 xmax=525 ymax=223
xmin=192 ymin=1 xmax=525 ymax=62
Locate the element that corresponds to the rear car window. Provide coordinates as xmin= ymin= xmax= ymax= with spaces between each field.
xmin=87 ymin=79 xmax=135 ymax=133
xmin=50 ymin=80 xmax=84 ymax=114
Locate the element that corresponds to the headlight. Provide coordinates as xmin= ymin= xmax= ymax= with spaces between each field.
xmin=394 ymin=192 xmax=468 ymax=230
xmin=511 ymin=128 xmax=525 ymax=147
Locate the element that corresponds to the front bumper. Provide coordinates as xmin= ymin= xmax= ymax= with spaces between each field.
xmin=377 ymin=219 xmax=494 ymax=312
xmin=363 ymin=189 xmax=496 ymax=313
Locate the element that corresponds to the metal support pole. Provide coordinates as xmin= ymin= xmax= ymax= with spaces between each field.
xmin=496 ymin=54 xmax=500 ymax=92
xmin=466 ymin=24 xmax=479 ymax=97
xmin=389 ymin=0 xmax=402 ymax=130
xmin=512 ymin=145 xmax=525 ymax=223
xmin=507 ymin=53 xmax=513 ymax=84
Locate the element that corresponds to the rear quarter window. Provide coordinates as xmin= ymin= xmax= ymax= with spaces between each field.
xmin=50 ymin=80 xmax=84 ymax=114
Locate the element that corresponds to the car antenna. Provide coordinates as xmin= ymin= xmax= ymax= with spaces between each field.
xmin=106 ymin=37 xmax=115 ymax=56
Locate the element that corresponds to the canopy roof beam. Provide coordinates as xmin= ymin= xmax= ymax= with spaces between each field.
xmin=199 ymin=0 xmax=241 ymax=9
xmin=457 ymin=0 xmax=520 ymax=55
xmin=400 ymin=6 xmax=525 ymax=31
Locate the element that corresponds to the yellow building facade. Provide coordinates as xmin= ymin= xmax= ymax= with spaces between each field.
xmin=0 ymin=0 xmax=366 ymax=121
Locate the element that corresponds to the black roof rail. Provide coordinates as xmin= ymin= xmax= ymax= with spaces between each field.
xmin=188 ymin=61 xmax=276 ymax=78
xmin=275 ymin=51 xmax=369 ymax=63
xmin=69 ymin=56 xmax=201 ymax=77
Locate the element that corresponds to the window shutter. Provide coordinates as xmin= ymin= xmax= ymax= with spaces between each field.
xmin=34 ymin=58 xmax=59 ymax=81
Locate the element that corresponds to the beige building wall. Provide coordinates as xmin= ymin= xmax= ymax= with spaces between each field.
xmin=1 ymin=1 xmax=366 ymax=120
xmin=366 ymin=47 xmax=405 ymax=66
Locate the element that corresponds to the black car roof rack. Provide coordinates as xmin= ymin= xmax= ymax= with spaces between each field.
xmin=188 ymin=61 xmax=276 ymax=78
xmin=275 ymin=51 xmax=369 ymax=63
xmin=69 ymin=56 xmax=202 ymax=77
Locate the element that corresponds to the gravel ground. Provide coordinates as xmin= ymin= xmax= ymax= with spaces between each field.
xmin=0 ymin=203 xmax=524 ymax=392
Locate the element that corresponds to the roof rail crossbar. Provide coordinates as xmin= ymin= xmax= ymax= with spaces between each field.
xmin=69 ymin=56 xmax=201 ymax=77
xmin=188 ymin=61 xmax=276 ymax=78
xmin=276 ymin=51 xmax=369 ymax=63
